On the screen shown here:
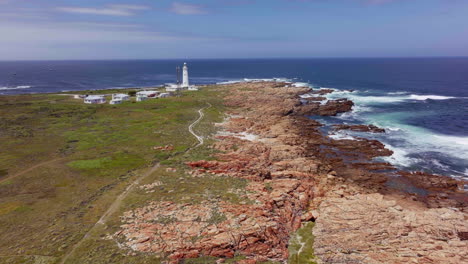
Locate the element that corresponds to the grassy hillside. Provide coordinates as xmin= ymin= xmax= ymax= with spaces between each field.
xmin=0 ymin=87 xmax=227 ymax=264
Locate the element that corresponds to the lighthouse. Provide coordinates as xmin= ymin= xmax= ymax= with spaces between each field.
xmin=165 ymin=62 xmax=198 ymax=92
xmin=182 ymin=62 xmax=189 ymax=88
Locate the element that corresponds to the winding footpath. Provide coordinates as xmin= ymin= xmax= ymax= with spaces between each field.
xmin=189 ymin=103 xmax=212 ymax=148
xmin=0 ymin=157 xmax=65 ymax=185
xmin=59 ymin=102 xmax=211 ymax=264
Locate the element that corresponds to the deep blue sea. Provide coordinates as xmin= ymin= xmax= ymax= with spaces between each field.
xmin=1 ymin=58 xmax=467 ymax=178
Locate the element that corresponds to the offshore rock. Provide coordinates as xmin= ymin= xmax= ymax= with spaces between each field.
xmin=332 ymin=124 xmax=386 ymax=133
xmin=296 ymin=99 xmax=354 ymax=116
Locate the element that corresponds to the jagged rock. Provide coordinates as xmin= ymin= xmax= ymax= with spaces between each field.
xmin=111 ymin=82 xmax=467 ymax=264
xmin=332 ymin=124 xmax=385 ymax=133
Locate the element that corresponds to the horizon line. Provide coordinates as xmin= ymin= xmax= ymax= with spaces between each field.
xmin=1 ymin=56 xmax=468 ymax=62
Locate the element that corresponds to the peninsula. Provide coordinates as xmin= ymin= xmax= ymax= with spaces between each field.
xmin=0 ymin=82 xmax=466 ymax=264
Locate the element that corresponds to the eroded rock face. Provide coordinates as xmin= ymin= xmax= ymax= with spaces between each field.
xmin=112 ymin=82 xmax=467 ymax=263
xmin=314 ymin=193 xmax=468 ymax=264
xmin=310 ymin=88 xmax=334 ymax=95
xmin=296 ymin=99 xmax=354 ymax=116
xmin=117 ymin=179 xmax=314 ymax=262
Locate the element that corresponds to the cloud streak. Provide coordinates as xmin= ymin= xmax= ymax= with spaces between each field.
xmin=170 ymin=2 xmax=207 ymax=15
xmin=286 ymin=0 xmax=399 ymax=4
xmin=57 ymin=4 xmax=150 ymax=16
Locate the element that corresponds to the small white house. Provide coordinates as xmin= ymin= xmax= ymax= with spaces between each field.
xmin=136 ymin=91 xmax=159 ymax=102
xmin=165 ymin=83 xmax=183 ymax=92
xmin=159 ymin=93 xmax=170 ymax=98
xmin=84 ymin=95 xmax=106 ymax=104
xmin=188 ymin=85 xmax=199 ymax=91
xmin=109 ymin=93 xmax=130 ymax=105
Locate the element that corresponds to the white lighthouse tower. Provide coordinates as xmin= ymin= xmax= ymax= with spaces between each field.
xmin=182 ymin=62 xmax=189 ymax=88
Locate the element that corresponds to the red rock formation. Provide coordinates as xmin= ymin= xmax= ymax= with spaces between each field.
xmin=296 ymin=99 xmax=354 ymax=116
xmin=112 ymin=82 xmax=467 ymax=263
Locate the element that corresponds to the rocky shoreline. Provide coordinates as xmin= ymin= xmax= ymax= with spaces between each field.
xmin=114 ymin=82 xmax=467 ymax=263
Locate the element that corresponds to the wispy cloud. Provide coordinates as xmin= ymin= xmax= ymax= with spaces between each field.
xmin=365 ymin=0 xmax=396 ymax=5
xmin=57 ymin=4 xmax=150 ymax=16
xmin=0 ymin=19 xmax=220 ymax=45
xmin=286 ymin=0 xmax=398 ymax=4
xmin=170 ymin=2 xmax=207 ymax=15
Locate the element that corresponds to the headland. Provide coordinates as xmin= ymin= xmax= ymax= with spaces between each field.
xmin=0 ymin=82 xmax=466 ymax=264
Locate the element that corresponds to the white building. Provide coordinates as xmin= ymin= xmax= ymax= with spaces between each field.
xmin=84 ymin=95 xmax=106 ymax=104
xmin=165 ymin=63 xmax=199 ymax=92
xmin=159 ymin=93 xmax=170 ymax=98
xmin=136 ymin=91 xmax=159 ymax=102
xmin=165 ymin=83 xmax=183 ymax=92
xmin=109 ymin=93 xmax=130 ymax=105
xmin=182 ymin=62 xmax=189 ymax=88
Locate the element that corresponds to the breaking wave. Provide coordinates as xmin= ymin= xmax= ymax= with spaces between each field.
xmin=217 ymin=78 xmax=294 ymax=85
xmin=311 ymin=86 xmax=468 ymax=178
xmin=0 ymin=85 xmax=32 ymax=90
xmin=339 ymin=94 xmax=457 ymax=105
xmin=320 ymin=88 xmax=462 ymax=105
xmin=366 ymin=113 xmax=468 ymax=177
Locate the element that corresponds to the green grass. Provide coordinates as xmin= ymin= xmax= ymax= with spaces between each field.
xmin=0 ymin=86 xmax=309 ymax=264
xmin=67 ymin=152 xmax=146 ymax=177
xmin=0 ymin=87 xmax=227 ymax=263
xmin=67 ymin=157 xmax=113 ymax=169
xmin=288 ymin=222 xmax=317 ymax=264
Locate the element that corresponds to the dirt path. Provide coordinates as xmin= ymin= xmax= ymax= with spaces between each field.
xmin=189 ymin=103 xmax=212 ymax=148
xmin=0 ymin=157 xmax=65 ymax=185
xmin=59 ymin=103 xmax=210 ymax=264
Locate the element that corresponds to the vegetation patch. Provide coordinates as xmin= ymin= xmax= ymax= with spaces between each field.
xmin=207 ymin=209 xmax=227 ymax=225
xmin=0 ymin=201 xmax=22 ymax=216
xmin=68 ymin=157 xmax=113 ymax=170
xmin=0 ymin=86 xmax=232 ymax=263
xmin=288 ymin=221 xmax=317 ymax=264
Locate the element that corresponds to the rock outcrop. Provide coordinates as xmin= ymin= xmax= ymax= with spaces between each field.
xmin=332 ymin=124 xmax=386 ymax=133
xmin=112 ymin=82 xmax=467 ymax=263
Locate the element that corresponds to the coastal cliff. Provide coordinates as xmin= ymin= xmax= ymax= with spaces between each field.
xmin=114 ymin=82 xmax=467 ymax=263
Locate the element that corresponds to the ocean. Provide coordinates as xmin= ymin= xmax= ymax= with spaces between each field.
xmin=1 ymin=58 xmax=467 ymax=178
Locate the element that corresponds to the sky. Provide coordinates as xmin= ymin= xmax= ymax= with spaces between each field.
xmin=0 ymin=0 xmax=467 ymax=60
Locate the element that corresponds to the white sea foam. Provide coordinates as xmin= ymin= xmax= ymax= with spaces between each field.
xmin=337 ymin=105 xmax=373 ymax=120
xmin=385 ymin=127 xmax=402 ymax=132
xmin=216 ymin=80 xmax=243 ymax=85
xmin=387 ymin=91 xmax=409 ymax=95
xmin=408 ymin=94 xmax=456 ymax=100
xmin=433 ymin=135 xmax=468 ymax=146
xmin=216 ymin=77 xmax=317 ymax=90
xmin=328 ymin=131 xmax=356 ymax=140
xmin=0 ymin=85 xmax=32 ymax=90
xmin=321 ymin=88 xmax=467 ymax=178
xmin=430 ymin=159 xmax=450 ymax=170
xmin=380 ymin=143 xmax=421 ymax=167
xmin=369 ymin=116 xmax=468 ymax=171
xmin=217 ymin=77 xmax=293 ymax=85
xmin=333 ymin=93 xmax=459 ymax=105
xmin=243 ymin=78 xmax=293 ymax=83
xmin=292 ymin=82 xmax=310 ymax=88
